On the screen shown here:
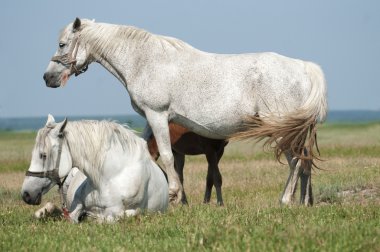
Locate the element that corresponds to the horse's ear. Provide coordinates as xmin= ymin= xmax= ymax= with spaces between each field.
xmin=59 ymin=118 xmax=68 ymax=135
xmin=46 ymin=114 xmax=56 ymax=127
xmin=73 ymin=17 xmax=81 ymax=31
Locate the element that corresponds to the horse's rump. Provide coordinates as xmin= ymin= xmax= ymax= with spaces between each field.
xmin=230 ymin=62 xmax=327 ymax=166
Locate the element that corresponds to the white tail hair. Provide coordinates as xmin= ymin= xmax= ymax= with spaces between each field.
xmin=303 ymin=62 xmax=328 ymax=123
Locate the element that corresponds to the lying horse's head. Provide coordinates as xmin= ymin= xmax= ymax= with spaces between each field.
xmin=43 ymin=18 xmax=91 ymax=88
xmin=21 ymin=115 xmax=72 ymax=205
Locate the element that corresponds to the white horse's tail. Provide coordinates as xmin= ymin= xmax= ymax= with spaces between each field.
xmin=230 ymin=62 xmax=327 ymax=166
xmin=303 ymin=62 xmax=328 ymax=123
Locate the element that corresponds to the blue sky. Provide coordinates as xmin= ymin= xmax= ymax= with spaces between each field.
xmin=0 ymin=0 xmax=379 ymax=117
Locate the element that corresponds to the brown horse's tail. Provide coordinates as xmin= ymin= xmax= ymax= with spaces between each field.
xmin=229 ymin=62 xmax=327 ymax=167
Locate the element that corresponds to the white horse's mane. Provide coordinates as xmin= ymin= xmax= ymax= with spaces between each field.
xmin=39 ymin=120 xmax=146 ymax=186
xmin=67 ymin=120 xmax=143 ymax=161
xmin=70 ymin=19 xmax=192 ymax=59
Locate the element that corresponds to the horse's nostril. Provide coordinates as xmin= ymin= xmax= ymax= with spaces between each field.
xmin=43 ymin=73 xmax=48 ymax=82
xmin=22 ymin=191 xmax=31 ymax=204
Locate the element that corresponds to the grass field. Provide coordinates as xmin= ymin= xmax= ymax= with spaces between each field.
xmin=0 ymin=123 xmax=379 ymax=251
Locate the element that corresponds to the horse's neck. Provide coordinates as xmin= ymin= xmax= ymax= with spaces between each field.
xmin=91 ymin=37 xmax=148 ymax=87
xmin=70 ymin=154 xmax=102 ymax=189
xmin=96 ymin=56 xmax=129 ymax=86
xmin=87 ymin=26 xmax=194 ymax=87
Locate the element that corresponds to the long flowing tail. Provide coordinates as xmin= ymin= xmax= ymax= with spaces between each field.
xmin=229 ymin=62 xmax=327 ymax=166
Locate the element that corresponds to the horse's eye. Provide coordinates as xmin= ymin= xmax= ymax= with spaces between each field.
xmin=59 ymin=43 xmax=65 ymax=48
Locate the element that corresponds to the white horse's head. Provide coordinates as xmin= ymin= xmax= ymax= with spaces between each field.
xmin=43 ymin=18 xmax=92 ymax=88
xmin=21 ymin=115 xmax=72 ymax=205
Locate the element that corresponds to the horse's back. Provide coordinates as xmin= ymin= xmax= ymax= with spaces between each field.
xmin=164 ymin=51 xmax=325 ymax=137
xmin=202 ymin=52 xmax=316 ymax=108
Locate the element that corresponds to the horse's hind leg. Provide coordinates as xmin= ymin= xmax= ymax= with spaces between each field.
xmin=173 ymin=151 xmax=188 ymax=204
xmin=214 ymin=146 xmax=225 ymax=206
xmin=280 ymin=150 xmax=302 ymax=205
xmin=300 ymin=149 xmax=313 ymax=206
xmin=203 ymin=157 xmax=214 ymax=204
xmin=204 ymin=148 xmax=224 ymax=206
xmin=300 ymin=170 xmax=313 ymax=206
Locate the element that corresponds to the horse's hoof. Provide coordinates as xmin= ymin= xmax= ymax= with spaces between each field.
xmin=280 ymin=194 xmax=295 ymax=206
xmin=168 ymin=183 xmax=182 ymax=204
xmin=300 ymin=197 xmax=314 ymax=207
xmin=34 ymin=210 xmax=45 ymax=219
xmin=169 ymin=191 xmax=182 ymax=204
xmin=181 ymin=199 xmax=189 ymax=205
xmin=169 ymin=194 xmax=179 ymax=204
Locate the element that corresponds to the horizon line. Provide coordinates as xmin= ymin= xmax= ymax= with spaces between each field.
xmin=1 ymin=109 xmax=380 ymax=119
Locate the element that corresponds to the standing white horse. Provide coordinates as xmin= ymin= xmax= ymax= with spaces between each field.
xmin=43 ymin=18 xmax=327 ymax=205
xmin=21 ymin=115 xmax=168 ymax=222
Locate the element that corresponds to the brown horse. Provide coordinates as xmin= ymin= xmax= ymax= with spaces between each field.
xmin=147 ymin=123 xmax=227 ymax=206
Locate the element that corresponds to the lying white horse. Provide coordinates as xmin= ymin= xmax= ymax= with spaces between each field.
xmin=43 ymin=18 xmax=328 ymax=205
xmin=21 ymin=115 xmax=168 ymax=222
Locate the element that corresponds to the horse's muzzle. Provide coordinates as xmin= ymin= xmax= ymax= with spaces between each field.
xmin=43 ymin=72 xmax=60 ymax=88
xmin=22 ymin=191 xmax=42 ymax=205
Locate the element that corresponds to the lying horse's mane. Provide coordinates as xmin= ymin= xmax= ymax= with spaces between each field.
xmin=67 ymin=119 xmax=140 ymax=148
xmin=48 ymin=120 xmax=145 ymax=185
xmin=74 ymin=19 xmax=192 ymax=59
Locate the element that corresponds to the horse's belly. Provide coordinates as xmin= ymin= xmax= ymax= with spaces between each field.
xmin=169 ymin=111 xmax=244 ymax=139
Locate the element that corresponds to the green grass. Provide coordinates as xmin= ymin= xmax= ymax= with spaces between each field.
xmin=0 ymin=131 xmax=36 ymax=172
xmin=1 ymin=201 xmax=379 ymax=251
xmin=0 ymin=123 xmax=380 ymax=251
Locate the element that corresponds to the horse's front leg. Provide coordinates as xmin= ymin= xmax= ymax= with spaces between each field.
xmin=34 ymin=202 xmax=62 ymax=219
xmin=144 ymin=110 xmax=183 ymax=204
xmin=68 ymin=189 xmax=87 ymax=223
xmin=69 ymin=202 xmax=84 ymax=223
xmin=204 ymin=151 xmax=216 ymax=204
xmin=173 ymin=150 xmax=188 ymax=204
xmin=214 ymin=146 xmax=225 ymax=206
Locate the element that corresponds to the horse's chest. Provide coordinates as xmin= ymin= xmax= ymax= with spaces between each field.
xmin=127 ymin=83 xmax=170 ymax=112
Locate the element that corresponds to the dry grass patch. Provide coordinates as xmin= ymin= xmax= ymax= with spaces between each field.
xmin=180 ymin=154 xmax=380 ymax=208
xmin=0 ymin=172 xmax=25 ymax=191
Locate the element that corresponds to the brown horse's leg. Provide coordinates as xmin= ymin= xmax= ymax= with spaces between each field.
xmin=204 ymin=151 xmax=215 ymax=204
xmin=204 ymin=147 xmax=224 ymax=206
xmin=300 ymin=171 xmax=313 ymax=206
xmin=203 ymin=165 xmax=213 ymax=203
xmin=214 ymin=146 xmax=224 ymax=206
xmin=300 ymin=148 xmax=313 ymax=206
xmin=173 ymin=150 xmax=188 ymax=205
